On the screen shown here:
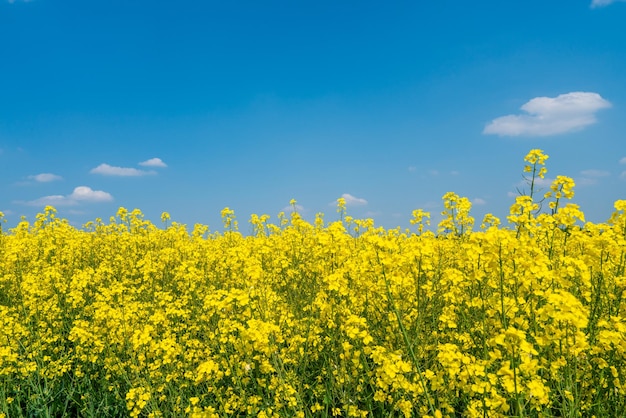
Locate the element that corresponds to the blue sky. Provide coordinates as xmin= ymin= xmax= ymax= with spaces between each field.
xmin=1 ymin=0 xmax=625 ymax=232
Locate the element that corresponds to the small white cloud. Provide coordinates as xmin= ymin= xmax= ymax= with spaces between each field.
xmin=421 ymin=201 xmax=439 ymax=209
xmin=90 ymin=163 xmax=155 ymax=176
xmin=512 ymin=177 xmax=554 ymax=196
xmin=340 ymin=193 xmax=368 ymax=207
xmin=578 ymin=169 xmax=610 ymax=186
xmin=537 ymin=177 xmax=554 ymax=187
xmin=24 ymin=195 xmax=75 ymax=207
xmin=69 ymin=186 xmax=113 ymax=202
xmin=577 ymin=178 xmax=596 ymax=186
xmin=519 ymin=177 xmax=553 ymax=188
xmin=428 ymin=170 xmax=439 ymax=176
xmin=139 ymin=157 xmax=167 ymax=168
xmin=580 ymin=169 xmax=610 ymax=177
xmin=484 ymin=92 xmax=611 ymax=137
xmin=28 ymin=173 xmax=63 ymax=183
xmin=408 ymin=166 xmax=417 ymax=173
xmin=450 ymin=170 xmax=460 ymax=176
xmin=23 ymin=186 xmax=113 ymax=207
xmin=620 ymin=171 xmax=626 ymax=180
xmin=472 ymin=198 xmax=487 ymax=206
xmin=282 ymin=204 xmax=305 ymax=213
xmin=7 ymin=0 xmax=34 ymax=3
xmin=591 ymin=0 xmax=626 ymax=7
xmin=620 ymin=157 xmax=626 ymax=164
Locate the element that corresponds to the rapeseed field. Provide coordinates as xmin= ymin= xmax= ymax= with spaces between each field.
xmin=1 ymin=150 xmax=625 ymax=417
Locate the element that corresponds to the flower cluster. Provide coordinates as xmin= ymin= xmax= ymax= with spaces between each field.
xmin=1 ymin=150 xmax=625 ymax=417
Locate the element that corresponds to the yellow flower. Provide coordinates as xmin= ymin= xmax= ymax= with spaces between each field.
xmin=2 ymin=149 xmax=626 ymax=416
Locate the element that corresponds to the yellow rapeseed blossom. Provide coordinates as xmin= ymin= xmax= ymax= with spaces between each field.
xmin=1 ymin=149 xmax=625 ymax=416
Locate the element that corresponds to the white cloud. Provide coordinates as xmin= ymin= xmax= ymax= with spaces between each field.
xmin=511 ymin=177 xmax=554 ymax=196
xmin=408 ymin=166 xmax=417 ymax=172
xmin=421 ymin=201 xmax=440 ymax=209
xmin=472 ymin=198 xmax=487 ymax=206
xmin=23 ymin=186 xmax=113 ymax=207
xmin=70 ymin=186 xmax=113 ymax=202
xmin=591 ymin=0 xmax=626 ymax=7
xmin=28 ymin=173 xmax=63 ymax=183
xmin=621 ymin=171 xmax=626 ymax=181
xmin=578 ymin=178 xmax=597 ymax=186
xmin=139 ymin=157 xmax=167 ymax=168
xmin=578 ymin=169 xmax=610 ymax=186
xmin=24 ymin=195 xmax=74 ymax=207
xmin=90 ymin=163 xmax=155 ymax=176
xmin=7 ymin=0 xmax=33 ymax=3
xmin=580 ymin=169 xmax=610 ymax=177
xmin=517 ymin=177 xmax=553 ymax=188
xmin=340 ymin=193 xmax=368 ymax=207
xmin=282 ymin=204 xmax=305 ymax=213
xmin=620 ymin=157 xmax=626 ymax=164
xmin=484 ymin=92 xmax=611 ymax=136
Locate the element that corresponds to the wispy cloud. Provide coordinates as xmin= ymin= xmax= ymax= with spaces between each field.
xmin=7 ymin=0 xmax=34 ymax=3
xmin=511 ymin=177 xmax=554 ymax=197
xmin=419 ymin=201 xmax=440 ymax=210
xmin=90 ymin=163 xmax=155 ymax=176
xmin=522 ymin=177 xmax=554 ymax=188
xmin=620 ymin=157 xmax=626 ymax=164
xmin=338 ymin=193 xmax=368 ymax=207
xmin=472 ymin=198 xmax=487 ymax=206
xmin=484 ymin=92 xmax=611 ymax=136
xmin=282 ymin=204 xmax=305 ymax=213
xmin=578 ymin=169 xmax=610 ymax=186
xmin=139 ymin=157 xmax=167 ymax=168
xmin=591 ymin=0 xmax=626 ymax=7
xmin=22 ymin=186 xmax=113 ymax=207
xmin=581 ymin=169 xmax=610 ymax=177
xmin=28 ymin=173 xmax=63 ymax=183
xmin=27 ymin=195 xmax=74 ymax=207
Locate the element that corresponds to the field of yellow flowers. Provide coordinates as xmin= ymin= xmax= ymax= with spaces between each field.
xmin=1 ymin=150 xmax=625 ymax=417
